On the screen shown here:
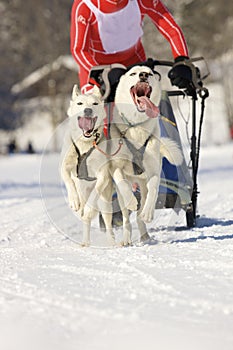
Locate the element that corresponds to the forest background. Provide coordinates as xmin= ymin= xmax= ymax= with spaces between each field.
xmin=0 ymin=0 xmax=232 ymax=137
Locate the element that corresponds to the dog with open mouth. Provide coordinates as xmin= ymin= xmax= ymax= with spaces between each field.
xmin=60 ymin=85 xmax=116 ymax=246
xmin=130 ymin=78 xmax=160 ymax=118
xmin=110 ymin=65 xmax=183 ymax=242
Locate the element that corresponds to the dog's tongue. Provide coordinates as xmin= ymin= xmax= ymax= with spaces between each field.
xmin=78 ymin=116 xmax=97 ymax=135
xmin=137 ymin=96 xmax=160 ymax=118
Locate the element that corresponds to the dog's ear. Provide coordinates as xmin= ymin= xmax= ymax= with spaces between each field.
xmin=71 ymin=84 xmax=80 ymax=100
xmin=92 ymin=85 xmax=102 ymax=99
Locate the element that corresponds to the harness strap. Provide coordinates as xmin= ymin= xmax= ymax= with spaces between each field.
xmin=93 ymin=138 xmax=123 ymax=157
xmin=121 ymin=134 xmax=151 ymax=175
xmin=77 ymin=147 xmax=97 ymax=181
xmin=120 ymin=112 xmax=150 ymax=127
xmin=72 ymin=133 xmax=102 ymax=181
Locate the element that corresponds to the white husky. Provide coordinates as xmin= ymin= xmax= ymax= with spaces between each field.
xmin=61 ymin=84 xmax=143 ymax=247
xmin=110 ymin=65 xmax=183 ymax=243
xmin=61 ymin=85 xmax=116 ymax=246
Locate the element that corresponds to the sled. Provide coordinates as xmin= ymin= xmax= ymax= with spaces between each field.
xmin=89 ymin=57 xmax=210 ymax=228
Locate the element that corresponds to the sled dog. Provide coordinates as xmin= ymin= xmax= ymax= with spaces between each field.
xmin=110 ymin=65 xmax=183 ymax=242
xmin=61 ymin=85 xmax=116 ymax=246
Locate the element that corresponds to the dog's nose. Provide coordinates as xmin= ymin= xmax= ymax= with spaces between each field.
xmin=139 ymin=72 xmax=149 ymax=82
xmin=84 ymin=108 xmax=93 ymax=116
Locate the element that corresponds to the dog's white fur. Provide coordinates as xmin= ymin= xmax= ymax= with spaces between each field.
xmin=110 ymin=65 xmax=183 ymax=243
xmin=61 ymin=85 xmax=116 ymax=246
xmin=61 ymin=66 xmax=183 ymax=247
xmin=61 ymin=84 xmax=143 ymax=247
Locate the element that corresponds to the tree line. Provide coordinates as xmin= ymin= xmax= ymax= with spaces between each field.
xmin=0 ymin=0 xmax=232 ymax=129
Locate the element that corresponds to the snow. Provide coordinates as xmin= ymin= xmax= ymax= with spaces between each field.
xmin=1 ymin=140 xmax=233 ymax=350
xmin=1 ymin=81 xmax=233 ymax=349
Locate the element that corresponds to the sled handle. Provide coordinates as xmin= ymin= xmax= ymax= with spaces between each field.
xmin=152 ymin=57 xmax=210 ymax=82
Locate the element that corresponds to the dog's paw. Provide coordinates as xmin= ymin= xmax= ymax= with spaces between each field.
xmin=139 ymin=208 xmax=154 ymax=223
xmin=82 ymin=206 xmax=94 ymax=221
xmin=68 ymin=193 xmax=80 ymax=211
xmin=140 ymin=232 xmax=151 ymax=243
xmin=120 ymin=240 xmax=133 ymax=247
xmin=81 ymin=241 xmax=90 ymax=247
xmin=121 ymin=231 xmax=132 ymax=247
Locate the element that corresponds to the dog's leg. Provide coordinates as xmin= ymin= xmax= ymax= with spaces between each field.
xmin=101 ymin=212 xmax=116 ymax=246
xmin=61 ymin=141 xmax=80 ymax=211
xmin=122 ymin=208 xmax=132 ymax=246
xmin=139 ymin=138 xmax=162 ymax=223
xmin=112 ymin=168 xmax=138 ymax=212
xmin=82 ymin=206 xmax=98 ymax=246
xmin=115 ymin=188 xmax=132 ymax=246
xmin=73 ymin=178 xmax=87 ymax=217
xmin=99 ymin=180 xmax=116 ymax=246
xmin=83 ymin=165 xmax=110 ymax=219
xmin=82 ymin=220 xmax=91 ymax=247
xmin=140 ymin=173 xmax=160 ymax=223
xmin=83 ymin=187 xmax=99 ymax=219
xmin=136 ymin=180 xmax=150 ymax=242
xmin=137 ymin=216 xmax=150 ymax=242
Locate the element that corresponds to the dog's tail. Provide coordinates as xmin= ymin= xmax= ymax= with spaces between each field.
xmin=160 ymin=137 xmax=183 ymax=166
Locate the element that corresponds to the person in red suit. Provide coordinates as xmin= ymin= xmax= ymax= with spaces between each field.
xmin=70 ymin=0 xmax=191 ymax=93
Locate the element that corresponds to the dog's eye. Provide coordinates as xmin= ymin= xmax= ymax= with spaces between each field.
xmin=93 ymin=102 xmax=98 ymax=105
xmin=130 ymin=72 xmax=136 ymax=76
xmin=77 ymin=102 xmax=83 ymax=105
xmin=149 ymin=73 xmax=153 ymax=76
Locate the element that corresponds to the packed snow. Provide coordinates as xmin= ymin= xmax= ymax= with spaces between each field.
xmin=1 ymin=88 xmax=233 ymax=350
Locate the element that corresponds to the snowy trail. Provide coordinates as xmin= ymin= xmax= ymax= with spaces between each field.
xmin=0 ymin=143 xmax=233 ymax=350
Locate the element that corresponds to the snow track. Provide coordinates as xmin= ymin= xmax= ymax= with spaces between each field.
xmin=0 ymin=144 xmax=233 ymax=350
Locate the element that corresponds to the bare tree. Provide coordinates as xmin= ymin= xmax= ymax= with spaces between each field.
xmin=221 ymin=51 xmax=233 ymax=136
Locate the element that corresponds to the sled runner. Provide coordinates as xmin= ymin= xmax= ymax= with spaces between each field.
xmin=89 ymin=57 xmax=209 ymax=228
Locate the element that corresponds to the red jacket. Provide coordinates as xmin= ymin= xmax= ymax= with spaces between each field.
xmin=70 ymin=0 xmax=188 ymax=92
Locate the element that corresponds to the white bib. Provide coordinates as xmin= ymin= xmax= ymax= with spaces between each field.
xmin=85 ymin=0 xmax=143 ymax=54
